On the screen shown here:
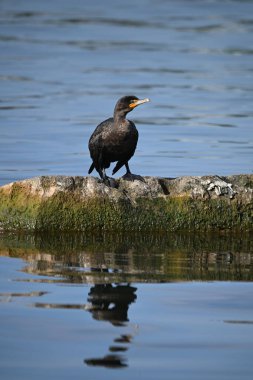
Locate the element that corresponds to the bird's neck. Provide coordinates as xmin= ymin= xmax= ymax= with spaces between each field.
xmin=113 ymin=111 xmax=127 ymax=126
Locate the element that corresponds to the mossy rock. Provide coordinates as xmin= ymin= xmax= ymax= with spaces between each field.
xmin=0 ymin=175 xmax=252 ymax=232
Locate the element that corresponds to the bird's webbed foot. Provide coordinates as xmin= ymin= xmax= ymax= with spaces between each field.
xmin=121 ymin=172 xmax=145 ymax=182
xmin=102 ymin=176 xmax=110 ymax=186
xmin=100 ymin=176 xmax=117 ymax=188
xmin=98 ymin=168 xmax=116 ymax=187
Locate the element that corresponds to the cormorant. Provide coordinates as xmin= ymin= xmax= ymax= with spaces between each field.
xmin=88 ymin=95 xmax=150 ymax=182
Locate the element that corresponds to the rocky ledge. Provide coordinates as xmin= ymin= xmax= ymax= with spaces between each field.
xmin=0 ymin=174 xmax=252 ymax=232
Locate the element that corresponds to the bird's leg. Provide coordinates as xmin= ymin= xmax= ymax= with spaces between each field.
xmin=125 ymin=162 xmax=131 ymax=175
xmin=99 ymin=167 xmax=116 ymax=187
xmin=97 ymin=152 xmax=109 ymax=182
xmin=97 ymin=167 xmax=108 ymax=182
xmin=122 ymin=163 xmax=144 ymax=182
xmin=97 ymin=167 xmax=104 ymax=180
xmin=102 ymin=168 xmax=110 ymax=182
xmin=102 ymin=167 xmax=107 ymax=179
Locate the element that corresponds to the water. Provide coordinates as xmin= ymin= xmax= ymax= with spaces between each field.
xmin=1 ymin=1 xmax=253 ymax=378
xmin=0 ymin=232 xmax=253 ymax=379
xmin=0 ymin=0 xmax=253 ymax=186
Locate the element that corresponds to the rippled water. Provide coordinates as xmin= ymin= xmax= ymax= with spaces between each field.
xmin=1 ymin=232 xmax=253 ymax=379
xmin=0 ymin=0 xmax=253 ymax=186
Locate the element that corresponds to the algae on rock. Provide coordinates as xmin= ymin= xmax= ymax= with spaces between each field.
xmin=0 ymin=174 xmax=252 ymax=232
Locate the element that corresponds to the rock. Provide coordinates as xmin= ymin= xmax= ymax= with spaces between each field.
xmin=0 ymin=174 xmax=252 ymax=232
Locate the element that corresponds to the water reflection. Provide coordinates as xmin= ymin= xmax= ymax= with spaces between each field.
xmin=85 ymin=280 xmax=137 ymax=368
xmin=0 ymin=232 xmax=252 ymax=282
xmin=0 ymin=231 xmax=253 ymax=373
xmin=0 ymin=291 xmax=47 ymax=302
xmin=87 ymin=281 xmax=137 ymax=326
xmin=29 ymin=275 xmax=137 ymax=368
xmin=85 ymin=354 xmax=128 ymax=369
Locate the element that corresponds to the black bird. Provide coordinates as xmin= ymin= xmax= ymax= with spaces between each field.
xmin=88 ymin=95 xmax=150 ymax=182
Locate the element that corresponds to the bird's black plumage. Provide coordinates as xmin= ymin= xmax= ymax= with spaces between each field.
xmin=88 ymin=95 xmax=150 ymax=181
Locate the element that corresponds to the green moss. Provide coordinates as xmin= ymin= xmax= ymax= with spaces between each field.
xmin=0 ymin=185 xmax=40 ymax=230
xmin=0 ymin=185 xmax=252 ymax=232
xmin=34 ymin=193 xmax=253 ymax=232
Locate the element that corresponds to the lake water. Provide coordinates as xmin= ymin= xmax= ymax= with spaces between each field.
xmin=0 ymin=0 xmax=253 ymax=185
xmin=1 ymin=1 xmax=253 ymax=379
xmin=0 ymin=232 xmax=253 ymax=379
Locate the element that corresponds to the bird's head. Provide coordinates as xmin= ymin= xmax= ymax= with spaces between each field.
xmin=114 ymin=95 xmax=150 ymax=119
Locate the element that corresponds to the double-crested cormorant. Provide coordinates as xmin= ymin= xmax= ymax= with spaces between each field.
xmin=88 ymin=95 xmax=150 ymax=181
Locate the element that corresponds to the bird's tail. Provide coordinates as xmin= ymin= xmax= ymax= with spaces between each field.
xmin=88 ymin=162 xmax=95 ymax=174
xmin=112 ymin=161 xmax=124 ymax=175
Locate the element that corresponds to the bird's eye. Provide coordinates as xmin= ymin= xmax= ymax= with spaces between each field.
xmin=129 ymin=100 xmax=137 ymax=108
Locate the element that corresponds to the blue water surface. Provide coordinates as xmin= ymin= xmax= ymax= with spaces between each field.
xmin=0 ymin=0 xmax=252 ymax=185
xmin=0 ymin=251 xmax=253 ymax=380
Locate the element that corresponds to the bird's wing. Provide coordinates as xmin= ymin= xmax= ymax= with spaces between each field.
xmin=89 ymin=118 xmax=113 ymax=146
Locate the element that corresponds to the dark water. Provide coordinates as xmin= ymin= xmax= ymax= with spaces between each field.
xmin=1 ymin=232 xmax=253 ymax=379
xmin=0 ymin=0 xmax=253 ymax=186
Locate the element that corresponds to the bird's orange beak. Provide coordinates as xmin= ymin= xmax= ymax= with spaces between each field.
xmin=129 ymin=98 xmax=150 ymax=108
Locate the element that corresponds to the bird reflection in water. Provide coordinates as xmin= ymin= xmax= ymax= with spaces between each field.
xmin=88 ymin=283 xmax=137 ymax=326
xmin=84 ymin=278 xmax=137 ymax=369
